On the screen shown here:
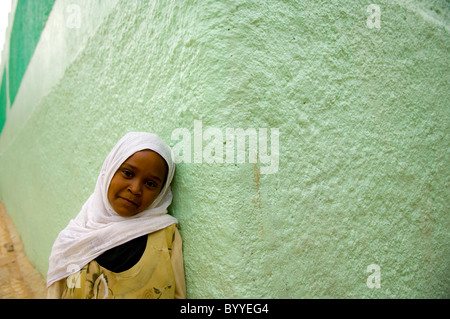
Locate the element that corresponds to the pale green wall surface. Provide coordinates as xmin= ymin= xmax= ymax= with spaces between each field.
xmin=0 ymin=0 xmax=449 ymax=298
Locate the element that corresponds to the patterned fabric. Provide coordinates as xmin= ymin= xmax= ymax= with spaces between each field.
xmin=60 ymin=224 xmax=178 ymax=299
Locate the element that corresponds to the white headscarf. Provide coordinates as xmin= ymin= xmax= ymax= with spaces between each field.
xmin=47 ymin=132 xmax=178 ymax=287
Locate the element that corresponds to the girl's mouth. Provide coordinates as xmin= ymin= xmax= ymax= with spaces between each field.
xmin=119 ymin=197 xmax=139 ymax=207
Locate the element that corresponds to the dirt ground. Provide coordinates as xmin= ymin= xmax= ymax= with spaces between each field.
xmin=0 ymin=202 xmax=47 ymax=298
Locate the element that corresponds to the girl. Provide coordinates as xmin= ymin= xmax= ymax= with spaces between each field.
xmin=46 ymin=132 xmax=185 ymax=299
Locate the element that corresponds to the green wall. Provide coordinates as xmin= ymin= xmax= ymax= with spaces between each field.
xmin=0 ymin=70 xmax=6 ymax=133
xmin=8 ymin=0 xmax=55 ymax=106
xmin=0 ymin=0 xmax=448 ymax=298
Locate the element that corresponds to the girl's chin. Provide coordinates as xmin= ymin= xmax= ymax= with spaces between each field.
xmin=112 ymin=200 xmax=140 ymax=217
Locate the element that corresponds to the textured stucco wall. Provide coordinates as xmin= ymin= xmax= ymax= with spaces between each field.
xmin=0 ymin=0 xmax=449 ymax=298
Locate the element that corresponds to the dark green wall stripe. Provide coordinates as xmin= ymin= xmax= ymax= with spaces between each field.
xmin=8 ymin=0 xmax=55 ymax=106
xmin=0 ymin=69 xmax=6 ymax=133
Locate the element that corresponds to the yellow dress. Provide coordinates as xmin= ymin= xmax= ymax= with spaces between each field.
xmin=47 ymin=224 xmax=185 ymax=299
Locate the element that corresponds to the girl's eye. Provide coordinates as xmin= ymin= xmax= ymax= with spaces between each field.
xmin=122 ymin=170 xmax=133 ymax=178
xmin=146 ymin=180 xmax=157 ymax=188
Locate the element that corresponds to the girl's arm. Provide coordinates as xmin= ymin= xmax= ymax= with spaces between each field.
xmin=171 ymin=227 xmax=186 ymax=299
xmin=46 ymin=279 xmax=65 ymax=299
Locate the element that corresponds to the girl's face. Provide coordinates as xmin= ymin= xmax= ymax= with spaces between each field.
xmin=107 ymin=150 xmax=168 ymax=217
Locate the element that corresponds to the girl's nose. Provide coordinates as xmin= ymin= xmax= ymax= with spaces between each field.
xmin=128 ymin=180 xmax=142 ymax=195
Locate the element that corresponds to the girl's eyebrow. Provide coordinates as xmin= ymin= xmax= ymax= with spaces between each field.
xmin=122 ymin=163 xmax=162 ymax=182
xmin=122 ymin=163 xmax=139 ymax=171
xmin=147 ymin=174 xmax=162 ymax=183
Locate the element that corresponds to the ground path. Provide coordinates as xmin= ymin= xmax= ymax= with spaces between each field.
xmin=0 ymin=202 xmax=47 ymax=298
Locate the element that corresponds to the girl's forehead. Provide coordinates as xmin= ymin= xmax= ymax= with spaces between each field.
xmin=122 ymin=150 xmax=168 ymax=174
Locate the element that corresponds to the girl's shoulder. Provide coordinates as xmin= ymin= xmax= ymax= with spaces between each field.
xmin=149 ymin=223 xmax=178 ymax=247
